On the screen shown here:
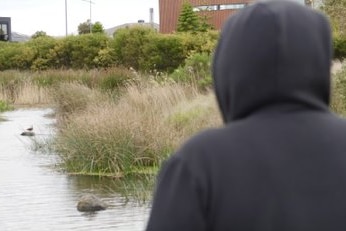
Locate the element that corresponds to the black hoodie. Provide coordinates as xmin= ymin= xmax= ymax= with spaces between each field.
xmin=146 ymin=1 xmax=346 ymax=230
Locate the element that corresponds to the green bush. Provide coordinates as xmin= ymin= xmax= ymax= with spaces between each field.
xmin=112 ymin=26 xmax=156 ymax=70
xmin=0 ymin=28 xmax=219 ymax=73
xmin=140 ymin=34 xmax=186 ymax=73
xmin=1 ymin=29 xmax=346 ymax=73
xmin=27 ymin=36 xmax=57 ymax=70
xmin=170 ymin=52 xmax=212 ymax=90
xmin=112 ymin=28 xmax=218 ymax=73
xmin=0 ymin=99 xmax=13 ymax=112
xmin=93 ymin=47 xmax=116 ymax=68
xmin=0 ymin=42 xmax=35 ymax=70
xmin=47 ymin=39 xmax=72 ymax=69
xmin=334 ymin=36 xmax=346 ymax=60
xmin=64 ymin=33 xmax=113 ymax=69
xmin=176 ymin=31 xmax=219 ymax=56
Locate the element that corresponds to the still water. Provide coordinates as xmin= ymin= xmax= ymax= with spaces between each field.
xmin=0 ymin=108 xmax=150 ymax=231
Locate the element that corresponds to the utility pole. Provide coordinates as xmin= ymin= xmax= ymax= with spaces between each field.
xmin=65 ymin=0 xmax=68 ymax=36
xmin=81 ymin=0 xmax=95 ymax=33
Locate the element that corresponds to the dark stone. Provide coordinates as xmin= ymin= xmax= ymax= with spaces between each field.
xmin=77 ymin=194 xmax=107 ymax=212
xmin=20 ymin=131 xmax=35 ymax=136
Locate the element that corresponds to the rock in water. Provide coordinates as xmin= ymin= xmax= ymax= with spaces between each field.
xmin=20 ymin=131 xmax=35 ymax=136
xmin=77 ymin=194 xmax=107 ymax=212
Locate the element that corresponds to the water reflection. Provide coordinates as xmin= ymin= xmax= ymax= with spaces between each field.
xmin=0 ymin=108 xmax=150 ymax=231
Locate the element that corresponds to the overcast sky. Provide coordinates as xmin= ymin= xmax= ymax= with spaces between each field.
xmin=1 ymin=0 xmax=159 ymax=36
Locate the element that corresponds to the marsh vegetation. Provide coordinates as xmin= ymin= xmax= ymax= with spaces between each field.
xmin=0 ymin=66 xmax=222 ymax=178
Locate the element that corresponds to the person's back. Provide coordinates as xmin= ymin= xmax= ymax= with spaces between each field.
xmin=146 ymin=1 xmax=346 ymax=230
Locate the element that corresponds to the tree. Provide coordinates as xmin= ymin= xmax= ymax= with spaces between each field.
xmin=92 ymin=21 xmax=105 ymax=34
xmin=199 ymin=15 xmax=215 ymax=32
xmin=177 ymin=2 xmax=201 ymax=33
xmin=31 ymin=31 xmax=48 ymax=39
xmin=78 ymin=19 xmax=92 ymax=34
xmin=177 ymin=2 xmax=214 ymax=33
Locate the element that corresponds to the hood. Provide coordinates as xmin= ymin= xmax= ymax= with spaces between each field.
xmin=212 ymin=0 xmax=332 ymax=123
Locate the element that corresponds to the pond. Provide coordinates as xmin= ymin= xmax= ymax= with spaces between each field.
xmin=0 ymin=108 xmax=150 ymax=230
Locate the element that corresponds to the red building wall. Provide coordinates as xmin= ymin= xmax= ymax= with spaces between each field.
xmin=159 ymin=0 xmax=252 ymax=33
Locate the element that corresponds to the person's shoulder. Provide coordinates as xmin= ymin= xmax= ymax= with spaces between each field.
xmin=327 ymin=113 xmax=346 ymax=129
xmin=172 ymin=126 xmax=229 ymax=161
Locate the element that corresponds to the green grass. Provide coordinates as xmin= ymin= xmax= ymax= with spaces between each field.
xmin=0 ymin=100 xmax=13 ymax=112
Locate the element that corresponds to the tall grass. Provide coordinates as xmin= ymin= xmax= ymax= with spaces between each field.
xmin=8 ymin=63 xmax=346 ymax=179
xmin=0 ymin=67 xmax=136 ymax=108
xmin=53 ymin=80 xmax=222 ymax=176
xmin=331 ymin=64 xmax=346 ymax=115
xmin=51 ymin=61 xmax=346 ymax=177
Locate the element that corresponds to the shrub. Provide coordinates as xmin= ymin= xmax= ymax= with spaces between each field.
xmin=334 ymin=36 xmax=346 ymax=60
xmin=140 ymin=34 xmax=186 ymax=73
xmin=112 ymin=26 xmax=156 ymax=69
xmin=64 ymin=33 xmax=113 ymax=69
xmin=170 ymin=52 xmax=213 ymax=90
xmin=27 ymin=36 xmax=58 ymax=70
xmin=0 ymin=28 xmax=219 ymax=72
xmin=176 ymin=31 xmax=219 ymax=56
xmin=93 ymin=47 xmax=116 ymax=68
xmin=0 ymin=42 xmax=35 ymax=70
xmin=47 ymin=39 xmax=72 ymax=68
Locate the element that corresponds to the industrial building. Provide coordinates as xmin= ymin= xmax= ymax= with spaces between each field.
xmin=158 ymin=0 xmax=311 ymax=33
xmin=159 ymin=0 xmax=252 ymax=33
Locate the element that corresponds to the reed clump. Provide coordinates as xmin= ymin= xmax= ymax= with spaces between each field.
xmin=51 ymin=61 xmax=346 ymax=177
xmin=52 ymin=82 xmax=105 ymax=117
xmin=53 ymin=80 xmax=221 ymax=176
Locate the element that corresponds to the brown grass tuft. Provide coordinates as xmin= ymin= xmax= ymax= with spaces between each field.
xmin=54 ymin=81 xmax=222 ymax=176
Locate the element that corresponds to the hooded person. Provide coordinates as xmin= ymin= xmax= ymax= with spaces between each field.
xmin=146 ymin=1 xmax=346 ymax=230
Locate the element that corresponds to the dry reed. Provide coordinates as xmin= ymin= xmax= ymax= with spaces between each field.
xmin=53 ymin=80 xmax=222 ymax=176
